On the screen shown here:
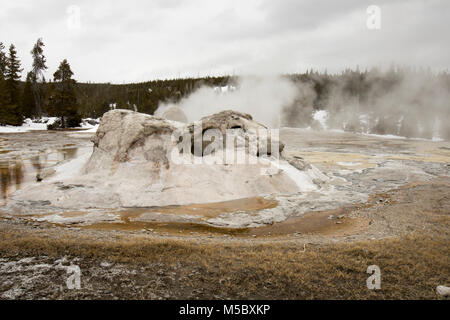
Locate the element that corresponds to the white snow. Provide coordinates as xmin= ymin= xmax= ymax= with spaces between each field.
xmin=361 ymin=132 xmax=406 ymax=140
xmin=0 ymin=117 xmax=99 ymax=133
xmin=213 ymin=85 xmax=236 ymax=93
xmin=80 ymin=125 xmax=99 ymax=133
xmin=80 ymin=118 xmax=99 ymax=128
xmin=361 ymin=132 xmax=443 ymax=141
xmin=337 ymin=162 xmax=363 ymax=167
xmin=0 ymin=117 xmax=58 ymax=133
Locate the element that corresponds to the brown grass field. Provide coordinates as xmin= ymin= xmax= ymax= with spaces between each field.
xmin=0 ymin=220 xmax=448 ymax=299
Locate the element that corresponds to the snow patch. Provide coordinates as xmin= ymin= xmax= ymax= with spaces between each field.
xmin=337 ymin=162 xmax=363 ymax=167
xmin=81 ymin=125 xmax=99 ymax=133
xmin=0 ymin=117 xmax=58 ymax=133
xmin=0 ymin=117 xmax=99 ymax=133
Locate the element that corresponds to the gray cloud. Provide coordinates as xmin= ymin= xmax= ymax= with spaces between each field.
xmin=0 ymin=0 xmax=448 ymax=82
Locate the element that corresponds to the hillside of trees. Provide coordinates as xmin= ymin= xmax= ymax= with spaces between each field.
xmin=0 ymin=38 xmax=449 ymax=139
xmin=286 ymin=67 xmax=450 ymax=140
xmin=0 ymin=38 xmax=231 ymax=127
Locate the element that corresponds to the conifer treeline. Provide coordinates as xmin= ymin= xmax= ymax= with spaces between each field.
xmin=75 ymin=76 xmax=231 ymax=119
xmin=0 ymin=43 xmax=23 ymax=125
xmin=0 ymin=38 xmax=232 ymax=126
xmin=0 ymin=38 xmax=81 ymax=127
xmin=286 ymin=67 xmax=450 ymax=139
xmin=0 ymin=38 xmax=449 ymax=139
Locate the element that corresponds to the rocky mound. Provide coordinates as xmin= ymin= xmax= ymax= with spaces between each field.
xmin=188 ymin=110 xmax=284 ymax=157
xmin=10 ymin=109 xmax=327 ymax=210
xmin=85 ymin=109 xmax=178 ymax=173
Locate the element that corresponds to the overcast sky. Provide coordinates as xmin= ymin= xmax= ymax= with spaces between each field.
xmin=0 ymin=0 xmax=448 ymax=83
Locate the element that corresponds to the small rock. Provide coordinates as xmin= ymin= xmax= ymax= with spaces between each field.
xmin=327 ymin=215 xmax=334 ymax=220
xmin=36 ymin=168 xmax=56 ymax=182
xmin=436 ymin=285 xmax=450 ymax=297
xmin=100 ymin=261 xmax=113 ymax=268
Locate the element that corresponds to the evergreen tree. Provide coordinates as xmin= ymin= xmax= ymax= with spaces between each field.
xmin=0 ymin=42 xmax=7 ymax=117
xmin=0 ymin=42 xmax=7 ymax=76
xmin=5 ymin=44 xmax=22 ymax=104
xmin=52 ymin=59 xmax=80 ymax=128
xmin=44 ymin=80 xmax=56 ymax=115
xmin=30 ymin=38 xmax=47 ymax=117
xmin=0 ymin=77 xmax=7 ymax=125
xmin=0 ymin=44 xmax=23 ymax=125
xmin=21 ymin=72 xmax=35 ymax=119
xmin=0 ymin=76 xmax=6 ymax=104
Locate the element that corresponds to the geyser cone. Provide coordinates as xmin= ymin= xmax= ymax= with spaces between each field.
xmin=9 ymin=110 xmax=326 ymax=210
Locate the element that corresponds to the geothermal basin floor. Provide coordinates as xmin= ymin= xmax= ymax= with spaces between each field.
xmin=0 ymin=128 xmax=448 ymax=299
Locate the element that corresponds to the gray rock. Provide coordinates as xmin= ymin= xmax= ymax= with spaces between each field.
xmin=86 ymin=109 xmax=177 ymax=172
xmin=187 ymin=110 xmax=284 ymax=157
xmin=436 ymin=285 xmax=450 ymax=297
xmin=287 ymin=156 xmax=312 ymax=171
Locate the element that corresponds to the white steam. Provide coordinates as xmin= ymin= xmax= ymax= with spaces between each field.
xmin=155 ymin=70 xmax=450 ymax=140
xmin=155 ymin=76 xmax=299 ymax=127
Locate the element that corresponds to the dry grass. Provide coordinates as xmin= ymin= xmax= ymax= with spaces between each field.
xmin=0 ymin=224 xmax=448 ymax=299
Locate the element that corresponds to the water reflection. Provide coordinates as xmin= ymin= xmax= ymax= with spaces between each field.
xmin=0 ymin=162 xmax=23 ymax=200
xmin=0 ymin=147 xmax=80 ymax=202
